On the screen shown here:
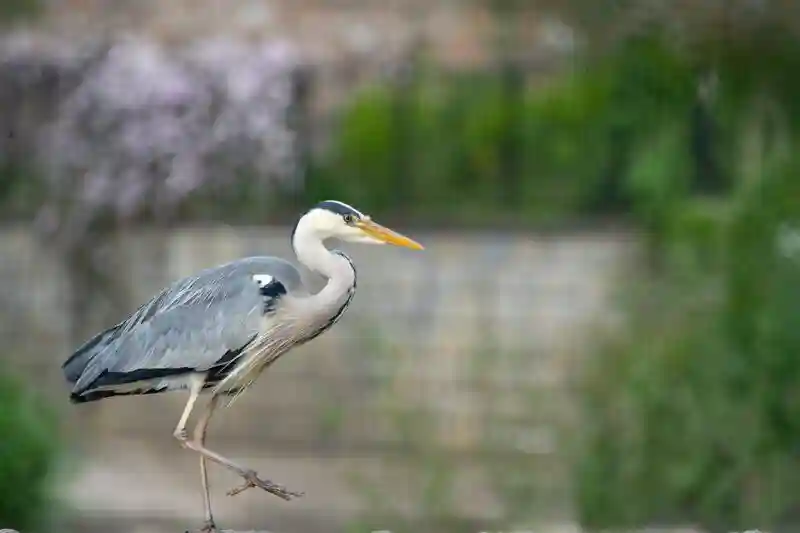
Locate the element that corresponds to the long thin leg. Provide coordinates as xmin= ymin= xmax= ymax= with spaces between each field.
xmin=173 ymin=378 xmax=303 ymax=501
xmin=193 ymin=394 xmax=220 ymax=532
xmin=172 ymin=375 xmax=204 ymax=441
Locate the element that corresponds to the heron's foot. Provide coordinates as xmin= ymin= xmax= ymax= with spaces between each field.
xmin=198 ymin=519 xmax=218 ymax=533
xmin=226 ymin=469 xmax=304 ymax=500
xmin=183 ymin=523 xmax=217 ymax=533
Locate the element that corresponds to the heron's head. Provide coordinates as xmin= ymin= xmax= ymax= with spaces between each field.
xmin=295 ymin=200 xmax=424 ymax=250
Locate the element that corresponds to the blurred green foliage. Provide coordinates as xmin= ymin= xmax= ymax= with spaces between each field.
xmin=574 ymin=160 xmax=800 ymax=532
xmin=0 ymin=0 xmax=38 ymax=23
xmin=305 ymin=33 xmax=700 ymax=225
xmin=306 ymin=71 xmax=610 ymax=221
xmin=0 ymin=367 xmax=59 ymax=531
xmin=567 ymin=25 xmax=800 ymax=533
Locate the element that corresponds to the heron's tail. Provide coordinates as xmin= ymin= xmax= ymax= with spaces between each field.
xmin=62 ymin=324 xmax=122 ymax=385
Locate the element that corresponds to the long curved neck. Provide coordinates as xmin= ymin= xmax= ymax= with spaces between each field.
xmin=292 ymin=225 xmax=355 ymax=311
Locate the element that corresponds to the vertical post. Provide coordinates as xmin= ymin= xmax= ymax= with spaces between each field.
xmin=691 ymin=71 xmax=726 ymax=195
xmin=288 ymin=65 xmax=314 ymax=213
xmin=491 ymin=0 xmax=524 ymax=208
xmin=391 ymin=52 xmax=416 ymax=211
xmin=499 ymin=58 xmax=524 ymax=208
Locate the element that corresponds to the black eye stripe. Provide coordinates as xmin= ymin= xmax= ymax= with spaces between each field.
xmin=314 ymin=200 xmax=364 ymax=219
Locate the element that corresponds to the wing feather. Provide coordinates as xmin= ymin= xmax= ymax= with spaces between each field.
xmin=67 ymin=256 xmax=303 ymax=398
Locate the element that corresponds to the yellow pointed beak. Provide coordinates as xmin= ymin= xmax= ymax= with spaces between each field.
xmin=356 ymin=219 xmax=424 ymax=250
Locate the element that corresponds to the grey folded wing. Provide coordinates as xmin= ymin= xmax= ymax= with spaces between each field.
xmin=67 ymin=256 xmax=302 ymax=397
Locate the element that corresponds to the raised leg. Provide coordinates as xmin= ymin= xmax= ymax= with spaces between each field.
xmin=173 ymin=378 xmax=303 ymax=502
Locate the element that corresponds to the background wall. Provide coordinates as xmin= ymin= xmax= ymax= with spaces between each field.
xmin=1 ymin=226 xmax=634 ymax=532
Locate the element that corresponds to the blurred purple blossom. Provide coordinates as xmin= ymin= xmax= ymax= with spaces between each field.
xmin=0 ymin=33 xmax=299 ymax=246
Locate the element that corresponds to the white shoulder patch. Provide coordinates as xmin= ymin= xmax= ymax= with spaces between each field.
xmin=252 ymin=274 xmax=274 ymax=287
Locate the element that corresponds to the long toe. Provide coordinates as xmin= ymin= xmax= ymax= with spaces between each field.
xmin=227 ymin=470 xmax=304 ymax=500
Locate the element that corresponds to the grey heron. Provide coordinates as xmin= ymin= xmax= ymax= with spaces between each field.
xmin=61 ymin=200 xmax=424 ymax=532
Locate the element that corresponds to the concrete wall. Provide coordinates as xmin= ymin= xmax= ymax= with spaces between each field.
xmin=0 ymin=225 xmax=637 ymax=533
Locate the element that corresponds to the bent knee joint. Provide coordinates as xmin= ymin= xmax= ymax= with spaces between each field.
xmin=173 ymin=428 xmax=189 ymax=443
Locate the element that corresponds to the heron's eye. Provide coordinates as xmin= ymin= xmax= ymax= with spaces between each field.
xmin=343 ymin=214 xmax=355 ymax=224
